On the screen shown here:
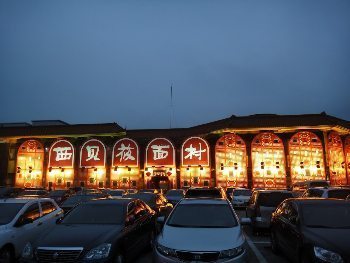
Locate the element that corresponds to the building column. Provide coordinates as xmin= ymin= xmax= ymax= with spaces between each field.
xmin=281 ymin=133 xmax=292 ymax=189
xmin=321 ymin=131 xmax=331 ymax=181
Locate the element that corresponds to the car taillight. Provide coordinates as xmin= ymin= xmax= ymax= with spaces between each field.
xmin=255 ymin=206 xmax=261 ymax=217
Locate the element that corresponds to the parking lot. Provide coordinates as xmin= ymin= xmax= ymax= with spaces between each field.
xmin=135 ymin=209 xmax=288 ymax=263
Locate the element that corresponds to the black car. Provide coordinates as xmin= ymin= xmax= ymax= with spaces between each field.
xmin=271 ymin=198 xmax=350 ymax=263
xmin=124 ymin=192 xmax=173 ymax=217
xmin=60 ymin=193 xmax=107 ymax=213
xmin=18 ymin=188 xmax=48 ymax=198
xmin=165 ymin=189 xmax=185 ymax=206
xmin=184 ymin=187 xmax=227 ymax=199
xmin=21 ymin=198 xmax=157 ymax=263
xmin=0 ymin=186 xmax=23 ymax=198
xmin=48 ymin=190 xmax=72 ymax=205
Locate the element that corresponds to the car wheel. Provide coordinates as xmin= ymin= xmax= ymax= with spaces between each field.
xmin=114 ymin=253 xmax=125 ymax=263
xmin=0 ymin=247 xmax=14 ymax=263
xmin=270 ymin=230 xmax=279 ymax=254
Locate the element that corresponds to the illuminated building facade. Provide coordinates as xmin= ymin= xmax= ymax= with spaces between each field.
xmin=0 ymin=113 xmax=349 ymax=189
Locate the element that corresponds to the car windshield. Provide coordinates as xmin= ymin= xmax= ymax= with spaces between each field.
xmin=328 ymin=189 xmax=350 ymax=199
xmin=185 ymin=189 xmax=222 ymax=198
xmin=0 ymin=203 xmax=25 ymax=225
xmin=302 ymin=204 xmax=350 ymax=228
xmin=233 ymin=190 xmax=252 ymax=196
xmin=258 ymin=192 xmax=293 ymax=207
xmin=130 ymin=194 xmax=156 ymax=206
xmin=62 ymin=195 xmax=100 ymax=206
xmin=166 ymin=190 xmax=184 ymax=197
xmin=49 ymin=190 xmax=66 ymax=197
xmin=167 ymin=204 xmax=237 ymax=228
xmin=19 ymin=190 xmax=41 ymax=196
xmin=62 ymin=204 xmax=125 ymax=224
xmin=309 ymin=182 xmax=329 ymax=188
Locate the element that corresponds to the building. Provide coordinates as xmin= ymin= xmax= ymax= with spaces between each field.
xmin=0 ymin=113 xmax=349 ymax=190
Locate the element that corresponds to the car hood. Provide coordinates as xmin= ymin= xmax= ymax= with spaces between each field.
xmin=35 ymin=224 xmax=123 ymax=250
xmin=304 ymin=227 xmax=350 ymax=258
xmin=158 ymin=225 xmax=245 ymax=251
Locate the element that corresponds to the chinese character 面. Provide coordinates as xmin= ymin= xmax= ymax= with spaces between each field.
xmin=86 ymin=146 xmax=100 ymax=161
xmin=151 ymin=145 xmax=170 ymax=160
xmin=53 ymin=147 xmax=72 ymax=161
xmin=184 ymin=143 xmax=206 ymax=160
xmin=116 ymin=143 xmax=135 ymax=161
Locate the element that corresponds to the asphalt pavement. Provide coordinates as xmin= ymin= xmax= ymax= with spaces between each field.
xmin=135 ymin=208 xmax=289 ymax=263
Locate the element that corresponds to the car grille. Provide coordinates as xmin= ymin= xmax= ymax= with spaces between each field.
xmin=36 ymin=247 xmax=83 ymax=263
xmin=176 ymin=251 xmax=220 ymax=262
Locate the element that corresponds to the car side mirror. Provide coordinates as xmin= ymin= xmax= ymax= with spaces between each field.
xmin=240 ymin=217 xmax=251 ymax=225
xmin=15 ymin=216 xmax=34 ymax=227
xmin=56 ymin=217 xmax=63 ymax=224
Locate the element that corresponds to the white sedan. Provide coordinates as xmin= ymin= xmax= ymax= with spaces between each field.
xmin=0 ymin=198 xmax=63 ymax=262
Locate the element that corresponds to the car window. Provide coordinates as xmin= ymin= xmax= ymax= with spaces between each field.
xmin=257 ymin=192 xmax=294 ymax=207
xmin=306 ymin=189 xmax=324 ymax=197
xmin=281 ymin=203 xmax=298 ymax=224
xmin=41 ymin=201 xmax=56 ymax=216
xmin=0 ymin=203 xmax=25 ymax=225
xmin=185 ymin=189 xmax=222 ymax=198
xmin=328 ymin=189 xmax=350 ymax=199
xmin=23 ymin=203 xmax=41 ymax=221
xmin=134 ymin=201 xmax=148 ymax=220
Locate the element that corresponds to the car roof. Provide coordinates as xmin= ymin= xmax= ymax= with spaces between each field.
xmin=179 ymin=198 xmax=229 ymax=205
xmin=255 ymin=189 xmax=292 ymax=193
xmin=308 ymin=187 xmax=350 ymax=190
xmin=0 ymin=198 xmax=53 ymax=203
xmin=290 ymin=198 xmax=350 ymax=206
xmin=85 ymin=198 xmax=135 ymax=205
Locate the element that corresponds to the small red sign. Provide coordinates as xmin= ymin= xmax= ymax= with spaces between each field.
xmin=112 ymin=138 xmax=139 ymax=167
xmin=182 ymin=137 xmax=210 ymax=166
xmin=80 ymin=139 xmax=106 ymax=168
xmin=49 ymin=140 xmax=75 ymax=168
xmin=146 ymin=138 xmax=175 ymax=167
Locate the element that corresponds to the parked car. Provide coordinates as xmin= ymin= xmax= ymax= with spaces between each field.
xmin=21 ymin=198 xmax=156 ymax=263
xmin=48 ymin=190 xmax=72 ymax=205
xmin=184 ymin=187 xmax=227 ymax=199
xmin=271 ymin=199 xmax=350 ymax=263
xmin=102 ymin=189 xmax=126 ymax=199
xmin=154 ymin=198 xmax=247 ymax=262
xmin=231 ymin=188 xmax=252 ymax=208
xmin=245 ymin=190 xmax=294 ymax=234
xmin=18 ymin=188 xmax=48 ymax=198
xmin=124 ymin=193 xmax=173 ymax=217
xmin=292 ymin=180 xmax=330 ymax=197
xmin=165 ymin=189 xmax=185 ymax=206
xmin=302 ymin=187 xmax=350 ymax=199
xmin=0 ymin=198 xmax=63 ymax=262
xmin=60 ymin=193 xmax=108 ymax=213
xmin=0 ymin=187 xmax=23 ymax=198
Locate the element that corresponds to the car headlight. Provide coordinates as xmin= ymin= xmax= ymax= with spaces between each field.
xmin=22 ymin=242 xmax=33 ymax=259
xmin=314 ymin=246 xmax=343 ymax=263
xmin=84 ymin=243 xmax=111 ymax=260
xmin=156 ymin=243 xmax=177 ymax=258
xmin=219 ymin=246 xmax=244 ymax=259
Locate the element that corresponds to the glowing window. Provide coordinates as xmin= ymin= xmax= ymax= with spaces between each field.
xmin=215 ymin=134 xmax=247 ymax=188
xmin=251 ymin=133 xmax=286 ymax=188
xmin=289 ymin=131 xmax=325 ymax=184
xmin=345 ymin=136 xmax=350 ymax=184
xmin=328 ymin=132 xmax=347 ymax=185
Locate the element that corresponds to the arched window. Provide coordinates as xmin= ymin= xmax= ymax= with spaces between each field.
xmin=289 ymin=131 xmax=325 ymax=184
xmin=215 ymin=134 xmax=247 ymax=188
xmin=16 ymin=140 xmax=44 ymax=188
xmin=327 ymin=132 xmax=347 ymax=185
xmin=251 ymin=133 xmax=286 ymax=188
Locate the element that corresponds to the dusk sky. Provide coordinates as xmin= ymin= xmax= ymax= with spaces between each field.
xmin=1 ymin=0 xmax=349 ymax=129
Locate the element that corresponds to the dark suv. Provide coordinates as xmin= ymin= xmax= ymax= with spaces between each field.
xmin=184 ymin=187 xmax=227 ymax=199
xmin=246 ymin=190 xmax=294 ymax=234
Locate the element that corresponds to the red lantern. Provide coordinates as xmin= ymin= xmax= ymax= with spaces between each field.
xmin=166 ymin=172 xmax=172 ymax=177
xmin=146 ymin=172 xmax=151 ymax=177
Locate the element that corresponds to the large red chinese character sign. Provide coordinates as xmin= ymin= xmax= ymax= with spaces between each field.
xmin=289 ymin=131 xmax=325 ymax=184
xmin=181 ymin=137 xmax=209 ymax=167
xmin=181 ymin=137 xmax=210 ymax=188
xmin=80 ymin=139 xmax=106 ymax=168
xmin=146 ymin=138 xmax=175 ymax=167
xmin=215 ymin=134 xmax=247 ymax=188
xmin=49 ymin=140 xmax=74 ymax=168
xmin=327 ymin=132 xmax=347 ymax=185
xmin=16 ymin=140 xmax=44 ymax=188
xmin=251 ymin=133 xmax=286 ymax=189
xmin=112 ymin=138 xmax=139 ymax=167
